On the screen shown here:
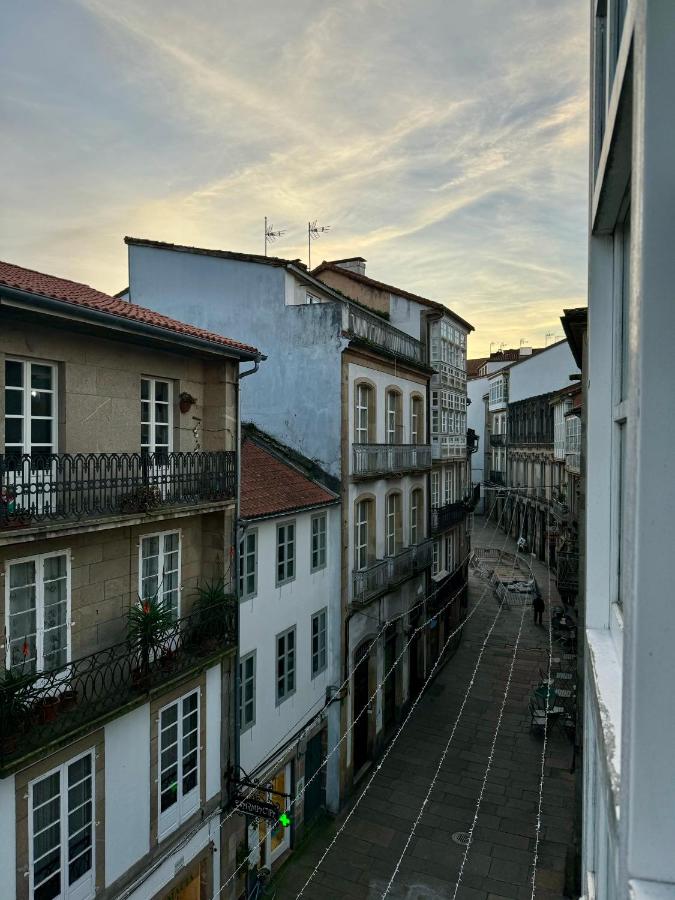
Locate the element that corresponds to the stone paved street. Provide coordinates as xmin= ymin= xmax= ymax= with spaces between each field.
xmin=272 ymin=518 xmax=576 ymax=900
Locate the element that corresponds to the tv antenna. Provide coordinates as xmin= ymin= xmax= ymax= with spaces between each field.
xmin=545 ymin=332 xmax=562 ymax=346
xmin=520 ymin=337 xmax=529 ymax=347
xmin=264 ymin=217 xmax=285 ymax=256
xmin=308 ymin=220 xmax=331 ymax=270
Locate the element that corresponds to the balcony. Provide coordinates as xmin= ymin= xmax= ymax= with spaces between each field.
xmin=0 ymin=600 xmax=236 ymax=773
xmin=431 ymin=436 xmax=467 ymax=460
xmin=343 ymin=304 xmax=425 ymax=366
xmin=431 ymin=500 xmax=468 ymax=534
xmin=352 ymin=539 xmax=433 ymax=606
xmin=430 ymin=361 xmax=466 ymax=389
xmin=0 ymin=451 xmax=236 ymax=530
xmin=352 ymin=444 xmax=432 ymax=478
xmin=552 ymin=498 xmax=570 ymax=521
xmin=566 ymin=451 xmax=581 ymax=474
xmin=489 ymin=470 xmax=505 ymax=485
xmin=557 ymin=550 xmax=579 ymax=594
xmin=489 ymin=434 xmax=507 ymax=447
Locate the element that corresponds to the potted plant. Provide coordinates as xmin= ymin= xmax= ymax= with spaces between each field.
xmin=0 ymin=666 xmax=31 ymax=755
xmin=119 ymin=485 xmax=162 ymax=515
xmin=127 ymin=594 xmax=175 ymax=689
xmin=192 ymin=578 xmax=236 ymax=653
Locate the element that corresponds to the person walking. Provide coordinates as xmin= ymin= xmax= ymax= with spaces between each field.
xmin=533 ymin=590 xmax=545 ymax=625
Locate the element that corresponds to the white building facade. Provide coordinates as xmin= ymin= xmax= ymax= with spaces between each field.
xmin=583 ymin=1 xmax=675 ymax=897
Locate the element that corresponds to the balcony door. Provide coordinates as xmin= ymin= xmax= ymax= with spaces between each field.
xmin=141 ymin=377 xmax=173 ymax=496
xmin=3 ymin=359 xmax=57 ymax=517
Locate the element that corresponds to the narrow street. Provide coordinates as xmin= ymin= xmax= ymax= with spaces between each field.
xmin=273 ymin=519 xmax=576 ymax=900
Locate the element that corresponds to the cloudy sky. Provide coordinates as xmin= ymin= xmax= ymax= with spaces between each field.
xmin=1 ymin=0 xmax=588 ymax=355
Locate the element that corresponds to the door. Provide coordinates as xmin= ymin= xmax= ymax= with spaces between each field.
xmin=352 ymin=645 xmax=370 ymax=775
xmin=383 ymin=628 xmax=397 ymax=734
xmin=303 ymin=732 xmax=325 ymax=826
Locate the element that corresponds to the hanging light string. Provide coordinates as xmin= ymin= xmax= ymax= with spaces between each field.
xmin=294 ymin=503 xmax=522 ymax=898
xmin=451 ymin=599 xmax=529 ymax=899
xmin=215 ymin=497 xmax=519 ymax=896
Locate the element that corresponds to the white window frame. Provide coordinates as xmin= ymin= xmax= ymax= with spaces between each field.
xmin=431 ymin=471 xmax=440 ymax=509
xmin=5 ymin=550 xmax=71 ymax=675
xmin=157 ymin=689 xmax=200 ymax=841
xmin=385 ymin=390 xmax=401 ymax=445
xmin=410 ymin=395 xmax=423 ymax=445
xmin=28 ymin=749 xmax=95 ymax=900
xmin=139 ymin=530 xmax=181 ymax=618
xmin=239 ymin=650 xmax=256 ymax=732
xmin=355 ymin=383 xmax=371 ymax=444
xmin=311 ymin=608 xmax=327 ymax=678
xmin=276 ymin=521 xmax=296 ymax=586
xmin=311 ymin=513 xmax=327 ymax=573
xmin=276 ymin=626 xmax=296 ymax=705
xmin=239 ymin=529 xmax=258 ymax=599
xmin=141 ymin=376 xmax=173 ymax=455
xmin=4 ymin=357 xmax=57 ymax=461
xmin=432 ymin=539 xmax=441 ymax=576
xmin=354 ymin=499 xmax=371 ymax=570
xmin=385 ymin=492 xmax=402 ymax=556
xmin=410 ymin=488 xmax=422 ymax=547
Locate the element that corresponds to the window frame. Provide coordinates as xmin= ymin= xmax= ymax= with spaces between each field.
xmin=410 ymin=394 xmax=424 ymax=445
xmin=410 ymin=488 xmax=423 ymax=547
xmin=276 ymin=521 xmax=296 ymax=587
xmin=157 ymin=688 xmax=201 ymax=841
xmin=4 ymin=357 xmax=58 ymax=461
xmin=138 ymin=530 xmax=181 ymax=619
xmin=239 ymin=650 xmax=256 ymax=732
xmin=354 ymin=381 xmax=375 ymax=445
xmin=141 ymin=375 xmax=173 ymax=456
xmin=385 ymin=491 xmax=403 ymax=556
xmin=385 ymin=388 xmax=403 ymax=445
xmin=354 ymin=498 xmax=374 ymax=570
xmin=5 ymin=549 xmax=71 ymax=675
xmin=28 ymin=749 xmax=95 ymax=900
xmin=311 ymin=608 xmax=328 ymax=678
xmin=275 ymin=626 xmax=296 ymax=705
xmin=239 ymin=529 xmax=258 ymax=599
xmin=311 ymin=513 xmax=328 ymax=573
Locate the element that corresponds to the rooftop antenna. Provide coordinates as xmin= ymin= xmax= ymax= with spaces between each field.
xmin=489 ymin=341 xmax=496 ymax=354
xmin=264 ymin=217 xmax=285 ymax=256
xmin=520 ymin=337 xmax=529 ymax=347
xmin=498 ymin=342 xmax=505 ymax=351
xmin=308 ymin=220 xmax=331 ymax=270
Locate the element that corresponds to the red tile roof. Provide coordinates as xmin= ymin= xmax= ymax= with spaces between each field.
xmin=467 ymin=357 xmax=488 ymax=377
xmin=241 ymin=439 xmax=337 ymax=519
xmin=312 ymin=261 xmax=474 ymax=332
xmin=0 ymin=259 xmax=259 ymax=357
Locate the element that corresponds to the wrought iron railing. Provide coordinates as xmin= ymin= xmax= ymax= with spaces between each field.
xmin=343 ymin=305 xmax=425 ymax=365
xmin=0 ymin=451 xmax=236 ymax=528
xmin=0 ymin=601 xmax=236 ymax=770
xmin=431 ymin=500 xmax=468 ymax=534
xmin=489 ymin=434 xmax=507 ymax=447
xmin=489 ymin=470 xmax=505 ymax=485
xmin=552 ymin=498 xmax=569 ymax=521
xmin=352 ymin=539 xmax=433 ymax=605
xmin=557 ymin=551 xmax=579 ymax=593
xmin=352 ymin=444 xmax=432 ymax=477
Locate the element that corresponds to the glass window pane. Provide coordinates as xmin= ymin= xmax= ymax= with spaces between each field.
xmin=5 ymin=360 xmax=24 ymax=387
xmin=31 ymin=419 xmax=52 ymax=444
xmin=31 ymin=365 xmax=53 ymax=391
xmin=155 ymin=403 xmax=169 ymax=423
xmin=155 ymin=381 xmax=169 ymax=402
xmin=5 ymin=417 xmax=22 ymax=444
xmin=31 ymin=391 xmax=53 ymax=417
xmin=5 ymin=389 xmax=23 ymax=415
xmin=141 ymin=379 xmax=150 ymax=400
xmin=141 ymin=401 xmax=150 ymax=422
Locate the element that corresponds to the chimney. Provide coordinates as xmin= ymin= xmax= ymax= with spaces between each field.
xmin=519 ymin=346 xmax=533 ymax=357
xmin=332 ymin=257 xmax=367 ymax=276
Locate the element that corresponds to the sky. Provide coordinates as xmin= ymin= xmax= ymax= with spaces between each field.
xmin=1 ymin=0 xmax=588 ymax=356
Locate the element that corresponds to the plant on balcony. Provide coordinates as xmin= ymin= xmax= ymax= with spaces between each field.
xmin=0 ymin=666 xmax=32 ymax=753
xmin=119 ymin=485 xmax=162 ymax=515
xmin=127 ymin=595 xmax=175 ymax=685
xmin=192 ymin=578 xmax=236 ymax=653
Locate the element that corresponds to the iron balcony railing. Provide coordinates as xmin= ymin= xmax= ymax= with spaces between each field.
xmin=352 ymin=443 xmax=432 ymax=478
xmin=552 ymin=498 xmax=570 ymax=521
xmin=0 ymin=451 xmax=236 ymax=529
xmin=0 ymin=600 xmax=236 ymax=771
xmin=343 ymin=304 xmax=425 ymax=366
xmin=352 ymin=539 xmax=433 ymax=606
xmin=489 ymin=434 xmax=507 ymax=447
xmin=489 ymin=470 xmax=505 ymax=485
xmin=431 ymin=499 xmax=468 ymax=534
xmin=557 ymin=551 xmax=579 ymax=594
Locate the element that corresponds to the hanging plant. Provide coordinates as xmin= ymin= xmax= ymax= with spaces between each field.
xmin=179 ymin=392 xmax=197 ymax=414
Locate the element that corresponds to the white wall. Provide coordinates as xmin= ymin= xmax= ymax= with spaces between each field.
xmin=105 ymin=703 xmax=151 ymax=887
xmin=508 ymin=341 xmax=579 ymax=403
xmin=238 ymin=504 xmax=341 ymax=777
xmin=0 ymin=774 xmax=16 ymax=900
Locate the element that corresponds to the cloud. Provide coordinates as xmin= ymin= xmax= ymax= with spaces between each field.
xmin=0 ymin=0 xmax=588 ymax=354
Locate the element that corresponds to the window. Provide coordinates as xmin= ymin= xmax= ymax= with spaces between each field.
xmin=141 ymin=376 xmax=172 ymax=457
xmin=140 ymin=531 xmax=180 ymax=618
xmin=385 ymin=492 xmax=403 ymax=556
xmin=4 ymin=359 xmax=56 ymax=464
xmin=6 ymin=552 xmax=69 ymax=676
xmin=385 ymin=389 xmax=402 ymax=444
xmin=158 ymin=690 xmax=200 ymax=839
xmin=432 ymin=540 xmax=441 ymax=576
xmin=276 ymin=627 xmax=296 ymax=703
xmin=445 ymin=533 xmax=455 ymax=574
xmin=443 ymin=469 xmax=451 ymax=505
xmin=410 ymin=395 xmax=424 ymax=444
xmin=239 ymin=651 xmax=256 ymax=731
xmin=431 ymin=472 xmax=440 ymax=509
xmin=410 ymin=488 xmax=423 ymax=546
xmin=239 ymin=530 xmax=257 ymax=599
xmin=311 ymin=514 xmax=327 ymax=572
xmin=29 ymin=752 xmax=94 ymax=900
xmin=354 ymin=498 xmax=374 ymax=570
xmin=354 ymin=383 xmax=374 ymax=444
xmin=276 ymin=522 xmax=295 ymax=585
xmin=311 ymin=609 xmax=327 ymax=677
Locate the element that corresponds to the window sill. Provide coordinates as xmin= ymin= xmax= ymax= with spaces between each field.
xmin=628 ymin=879 xmax=675 ymax=900
xmin=586 ymin=626 xmax=623 ymax=810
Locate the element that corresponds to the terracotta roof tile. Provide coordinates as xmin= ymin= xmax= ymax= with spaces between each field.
xmin=0 ymin=259 xmax=259 ymax=357
xmin=241 ymin=439 xmax=337 ymax=519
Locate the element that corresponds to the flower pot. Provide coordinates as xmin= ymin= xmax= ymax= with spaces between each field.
xmin=39 ymin=696 xmax=60 ymax=723
xmin=59 ymin=689 xmax=78 ymax=712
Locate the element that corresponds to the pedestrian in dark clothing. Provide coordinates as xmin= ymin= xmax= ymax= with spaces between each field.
xmin=533 ymin=591 xmax=545 ymax=625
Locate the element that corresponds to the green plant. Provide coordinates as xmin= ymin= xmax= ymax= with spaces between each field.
xmin=127 ymin=594 xmax=175 ymax=673
xmin=193 ymin=578 xmax=236 ymax=643
xmin=0 ymin=666 xmax=31 ymax=731
xmin=119 ymin=485 xmax=162 ymax=514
